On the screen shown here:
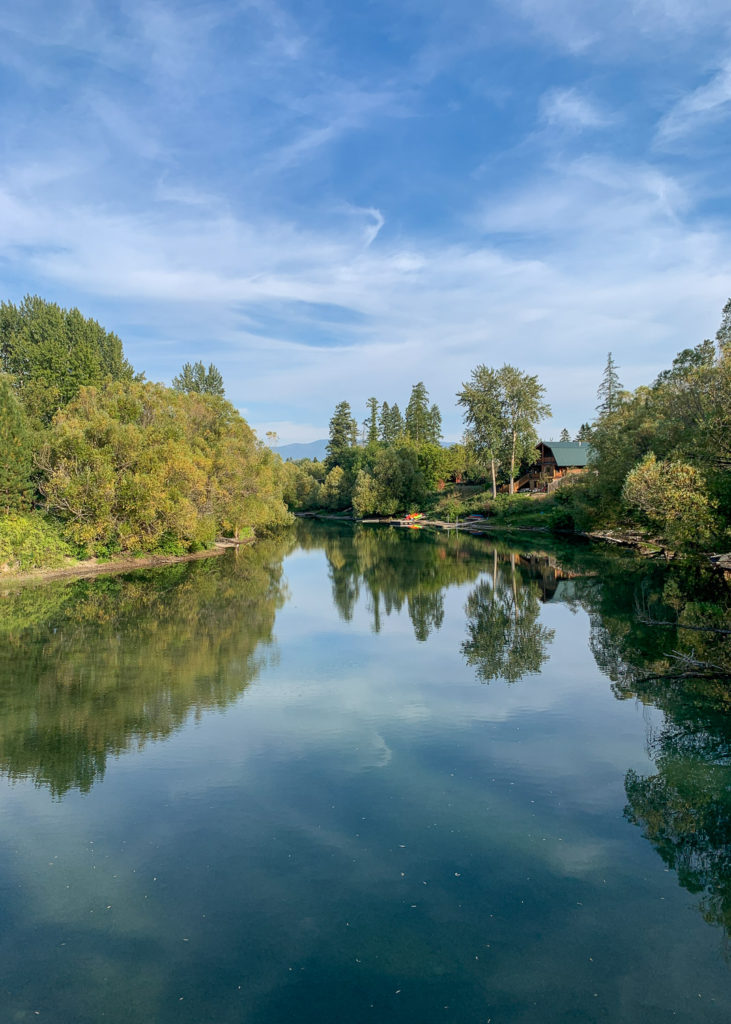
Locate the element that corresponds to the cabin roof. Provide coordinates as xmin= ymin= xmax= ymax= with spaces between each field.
xmin=539 ymin=440 xmax=593 ymax=467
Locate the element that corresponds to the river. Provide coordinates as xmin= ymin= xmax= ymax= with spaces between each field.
xmin=0 ymin=520 xmax=729 ymax=1023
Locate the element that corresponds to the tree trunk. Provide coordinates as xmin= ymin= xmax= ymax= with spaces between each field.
xmin=490 ymin=459 xmax=497 ymax=498
xmin=509 ymin=430 xmax=517 ymax=493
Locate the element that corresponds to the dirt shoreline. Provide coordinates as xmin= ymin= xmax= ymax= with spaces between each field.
xmin=0 ymin=539 xmax=250 ymax=588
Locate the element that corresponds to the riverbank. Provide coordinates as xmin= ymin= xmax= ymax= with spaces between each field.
xmin=0 ymin=538 xmax=251 ymax=588
xmin=297 ymin=510 xmax=731 ymax=575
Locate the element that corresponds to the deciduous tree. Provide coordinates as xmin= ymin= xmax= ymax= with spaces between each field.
xmin=0 ymin=374 xmax=33 ymax=511
xmin=457 ymin=365 xmax=505 ymax=497
xmin=497 ymin=365 xmax=551 ymax=494
xmin=0 ymin=295 xmax=134 ymax=424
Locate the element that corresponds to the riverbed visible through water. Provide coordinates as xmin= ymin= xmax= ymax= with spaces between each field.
xmin=0 ymin=520 xmax=729 ymax=1023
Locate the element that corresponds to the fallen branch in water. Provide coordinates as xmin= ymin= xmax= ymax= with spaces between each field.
xmin=635 ymin=616 xmax=731 ymax=635
xmin=662 ymin=649 xmax=731 ymax=676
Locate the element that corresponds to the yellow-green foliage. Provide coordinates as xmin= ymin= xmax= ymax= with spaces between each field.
xmin=0 ymin=514 xmax=72 ymax=571
xmin=622 ymin=453 xmax=720 ymax=548
xmin=37 ymin=381 xmax=292 ymax=555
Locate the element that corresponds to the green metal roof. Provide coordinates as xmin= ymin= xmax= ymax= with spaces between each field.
xmin=540 ymin=441 xmax=593 ymax=467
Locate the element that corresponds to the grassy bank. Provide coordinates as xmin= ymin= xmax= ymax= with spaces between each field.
xmin=0 ymin=512 xmax=254 ymax=583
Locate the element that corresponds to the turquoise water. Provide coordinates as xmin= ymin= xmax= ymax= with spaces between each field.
xmin=0 ymin=522 xmax=729 ymax=1022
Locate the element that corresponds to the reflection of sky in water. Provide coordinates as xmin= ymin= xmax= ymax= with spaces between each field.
xmin=0 ymin=529 xmax=729 ymax=1023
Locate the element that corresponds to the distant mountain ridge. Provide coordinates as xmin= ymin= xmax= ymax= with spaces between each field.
xmin=273 ymin=439 xmax=329 ymax=461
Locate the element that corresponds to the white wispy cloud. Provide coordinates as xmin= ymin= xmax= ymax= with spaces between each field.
xmin=540 ymin=88 xmax=614 ymax=131
xmin=1 ymin=143 xmax=726 ymax=444
xmin=504 ymin=0 xmax=731 ymax=55
xmin=656 ymin=59 xmax=731 ymax=141
xmin=1 ymin=1 xmax=731 ymax=444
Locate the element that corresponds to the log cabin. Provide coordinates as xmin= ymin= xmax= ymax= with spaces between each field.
xmin=522 ymin=440 xmax=593 ymax=492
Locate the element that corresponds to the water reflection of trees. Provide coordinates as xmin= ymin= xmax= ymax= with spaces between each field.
xmin=462 ymin=551 xmax=555 ymax=683
xmin=548 ymin=553 xmax=731 ymax=941
xmin=296 ymin=522 xmax=485 ymax=640
xmin=300 ymin=522 xmax=561 ymax=673
xmin=0 ymin=534 xmax=294 ymax=797
xmin=621 ymin=666 xmax=731 ymax=940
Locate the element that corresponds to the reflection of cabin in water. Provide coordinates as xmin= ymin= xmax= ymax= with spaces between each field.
xmin=523 ymin=441 xmax=592 ymax=493
xmin=518 ymin=552 xmax=593 ymax=601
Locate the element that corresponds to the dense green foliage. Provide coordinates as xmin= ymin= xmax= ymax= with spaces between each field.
xmin=457 ymin=363 xmax=550 ymax=495
xmin=622 ymin=454 xmax=719 ymax=549
xmin=285 ymin=384 xmax=449 ymax=516
xmin=0 ymin=295 xmax=134 ymax=425
xmin=0 ymin=374 xmax=33 ymax=511
xmin=0 ymin=298 xmax=291 ymax=570
xmin=556 ymin=308 xmax=731 ymax=548
xmin=0 ymin=513 xmax=72 ymax=571
xmin=37 ymin=381 xmax=290 ymax=555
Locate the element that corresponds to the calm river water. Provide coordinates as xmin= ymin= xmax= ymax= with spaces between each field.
xmin=0 ymin=521 xmax=729 ymax=1023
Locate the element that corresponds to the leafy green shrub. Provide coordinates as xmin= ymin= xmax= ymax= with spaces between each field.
xmin=548 ymin=507 xmax=575 ymax=533
xmin=622 ymin=453 xmax=720 ymax=549
xmin=153 ymin=532 xmax=187 ymax=556
xmin=487 ymin=493 xmax=532 ymax=517
xmin=94 ymin=539 xmax=123 ymax=561
xmin=0 ymin=514 xmax=72 ymax=571
xmin=441 ymin=497 xmax=467 ymax=520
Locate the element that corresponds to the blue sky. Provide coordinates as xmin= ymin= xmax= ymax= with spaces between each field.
xmin=1 ymin=0 xmax=730 ymax=443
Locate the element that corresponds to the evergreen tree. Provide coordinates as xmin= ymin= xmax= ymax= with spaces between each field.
xmin=575 ymin=423 xmax=592 ymax=442
xmin=365 ymin=396 xmax=380 ymax=447
xmin=382 ymin=402 xmax=404 ymax=445
xmin=559 ymin=428 xmax=571 ymax=442
xmin=172 ymin=361 xmax=225 ymax=396
xmin=405 ymin=382 xmax=441 ymax=443
xmin=326 ymin=401 xmax=358 ymax=468
xmin=0 ymin=374 xmax=33 ymax=511
xmin=596 ymin=352 xmax=623 ymax=417
xmin=379 ymin=402 xmax=391 ymax=444
xmin=716 ymin=297 xmax=731 ymax=351
xmin=428 ymin=403 xmax=442 ymax=443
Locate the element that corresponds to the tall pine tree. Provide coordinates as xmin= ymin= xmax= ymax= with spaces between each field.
xmin=381 ymin=402 xmax=404 ymax=445
xmin=364 ymin=396 xmax=380 ymax=447
xmin=172 ymin=361 xmax=225 ymax=395
xmin=405 ymin=382 xmax=441 ymax=444
xmin=326 ymin=401 xmax=358 ymax=468
xmin=715 ymin=297 xmax=731 ymax=351
xmin=596 ymin=353 xmax=623 ymax=417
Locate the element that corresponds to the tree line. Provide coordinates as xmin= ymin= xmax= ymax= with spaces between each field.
xmin=283 ymin=302 xmax=730 ymax=552
xmin=282 ymin=381 xmax=459 ymax=517
xmin=2 ymin=292 xmax=729 ymax=561
xmin=0 ymin=296 xmax=290 ymax=568
xmin=557 ymin=304 xmax=731 ymax=550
